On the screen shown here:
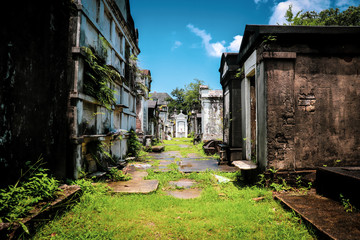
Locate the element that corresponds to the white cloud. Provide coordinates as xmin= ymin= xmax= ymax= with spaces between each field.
xmin=187 ymin=24 xmax=243 ymax=57
xmin=171 ymin=40 xmax=182 ymax=51
xmin=336 ymin=0 xmax=358 ymax=8
xmin=269 ymin=0 xmax=331 ymax=25
xmin=254 ymin=0 xmax=268 ymax=4
xmin=228 ymin=35 xmax=243 ymax=52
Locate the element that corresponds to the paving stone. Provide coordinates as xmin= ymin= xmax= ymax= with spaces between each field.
xmin=169 ymin=179 xmax=197 ymax=189
xmin=131 ymin=163 xmax=152 ymax=169
xmin=151 ymin=146 xmax=165 ymax=152
xmin=186 ymin=153 xmax=202 ymax=158
xmin=178 ymin=159 xmax=237 ymax=172
xmin=108 ymin=166 xmax=158 ymax=193
xmin=166 ymin=189 xmax=202 ymax=199
xmin=108 ymin=180 xmax=158 ymax=194
xmin=148 ymin=151 xmax=182 ymax=158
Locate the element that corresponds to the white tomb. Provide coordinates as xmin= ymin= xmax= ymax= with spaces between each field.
xmin=175 ymin=110 xmax=188 ymax=138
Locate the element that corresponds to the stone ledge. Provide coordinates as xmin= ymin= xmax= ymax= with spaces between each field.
xmin=232 ymin=160 xmax=257 ymax=170
xmin=274 ymin=191 xmax=360 ymax=240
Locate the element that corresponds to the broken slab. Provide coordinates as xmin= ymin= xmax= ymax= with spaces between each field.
xmin=178 ymin=159 xmax=237 ymax=172
xmin=108 ymin=170 xmax=158 ymax=194
xmin=274 ymin=191 xmax=360 ymax=240
xmin=151 ymin=146 xmax=165 ymax=152
xmin=131 ymin=163 xmax=152 ymax=169
xmin=148 ymin=151 xmax=182 ymax=158
xmin=0 ymin=185 xmax=81 ymax=239
xmin=108 ymin=180 xmax=158 ymax=194
xmin=169 ymin=179 xmax=197 ymax=189
xmin=166 ymin=189 xmax=202 ymax=199
xmin=232 ymin=160 xmax=257 ymax=170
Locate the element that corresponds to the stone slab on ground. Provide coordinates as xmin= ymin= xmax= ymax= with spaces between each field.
xmin=178 ymin=159 xmax=237 ymax=173
xmin=108 ymin=179 xmax=158 ymax=194
xmin=169 ymin=179 xmax=197 ymax=189
xmin=108 ymin=167 xmax=158 ymax=193
xmin=151 ymin=146 xmax=165 ymax=152
xmin=274 ymin=190 xmax=360 ymax=240
xmin=166 ymin=189 xmax=202 ymax=199
xmin=130 ymin=163 xmax=152 ymax=169
xmin=149 ymin=151 xmax=182 ymax=158
xmin=186 ymin=153 xmax=202 ymax=158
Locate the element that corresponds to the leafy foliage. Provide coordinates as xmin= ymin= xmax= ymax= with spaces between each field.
xmin=285 ymin=4 xmax=360 ymax=26
xmin=72 ymin=179 xmax=110 ymax=196
xmin=106 ymin=168 xmax=132 ymax=181
xmin=166 ymin=87 xmax=186 ymax=114
xmin=0 ymin=158 xmax=59 ymax=223
xmin=82 ymin=46 xmax=121 ymax=110
xmin=340 ymin=194 xmax=356 ymax=212
xmin=127 ymin=129 xmax=142 ymax=158
xmin=166 ymin=78 xmax=205 ymax=115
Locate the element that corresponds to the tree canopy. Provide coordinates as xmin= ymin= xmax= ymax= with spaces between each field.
xmin=285 ymin=5 xmax=360 ymax=26
xmin=166 ymin=79 xmax=205 ymax=115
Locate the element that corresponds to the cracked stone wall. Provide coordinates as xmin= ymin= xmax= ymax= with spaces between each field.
xmin=266 ymin=54 xmax=360 ymax=170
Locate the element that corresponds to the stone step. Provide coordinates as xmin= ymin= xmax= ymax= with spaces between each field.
xmin=232 ymin=160 xmax=257 ymax=170
xmin=316 ymin=167 xmax=360 ymax=209
xmin=274 ymin=190 xmax=360 ymax=240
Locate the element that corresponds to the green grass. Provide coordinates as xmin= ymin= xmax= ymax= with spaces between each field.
xmin=33 ymin=171 xmax=314 ymax=240
xmin=162 ymin=138 xmax=211 ymax=158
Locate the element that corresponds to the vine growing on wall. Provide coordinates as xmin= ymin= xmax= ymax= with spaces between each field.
xmin=82 ymin=46 xmax=121 ymax=110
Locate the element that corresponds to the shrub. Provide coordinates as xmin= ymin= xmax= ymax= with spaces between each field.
xmin=127 ymin=129 xmax=142 ymax=158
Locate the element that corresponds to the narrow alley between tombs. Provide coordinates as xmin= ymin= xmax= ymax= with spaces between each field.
xmin=2 ymin=1 xmax=360 ymax=239
xmin=30 ymin=138 xmax=315 ymax=239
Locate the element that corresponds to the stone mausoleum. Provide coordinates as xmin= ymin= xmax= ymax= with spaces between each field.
xmin=221 ymin=25 xmax=360 ymax=171
xmin=200 ymin=85 xmax=223 ymax=141
xmin=175 ymin=110 xmax=188 ymax=138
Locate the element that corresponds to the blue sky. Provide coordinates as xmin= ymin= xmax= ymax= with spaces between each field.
xmin=130 ymin=0 xmax=359 ymax=95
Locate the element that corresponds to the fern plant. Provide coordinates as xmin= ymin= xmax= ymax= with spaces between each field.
xmin=82 ymin=46 xmax=121 ymax=110
xmin=0 ymin=157 xmax=59 ymax=223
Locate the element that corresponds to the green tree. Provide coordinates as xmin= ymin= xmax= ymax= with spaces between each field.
xmin=184 ymin=78 xmax=204 ymax=114
xmin=285 ymin=4 xmax=360 ymax=26
xmin=167 ymin=87 xmax=186 ymax=114
xmin=167 ymin=79 xmax=205 ymax=115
